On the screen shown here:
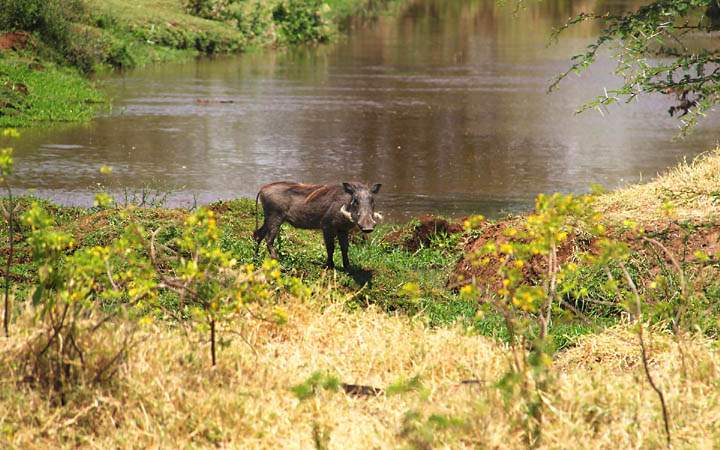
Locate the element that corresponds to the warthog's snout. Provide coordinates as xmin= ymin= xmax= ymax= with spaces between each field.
xmin=358 ymin=213 xmax=377 ymax=233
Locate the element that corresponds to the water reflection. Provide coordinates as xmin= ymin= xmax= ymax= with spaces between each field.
xmin=8 ymin=0 xmax=719 ymax=220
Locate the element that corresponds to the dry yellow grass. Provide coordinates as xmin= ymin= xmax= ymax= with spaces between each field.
xmin=596 ymin=147 xmax=720 ymax=224
xmin=1 ymin=298 xmax=719 ymax=449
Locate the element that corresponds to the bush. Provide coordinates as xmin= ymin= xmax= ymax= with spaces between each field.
xmin=184 ymin=0 xmax=333 ymax=45
xmin=0 ymin=0 xmax=113 ymax=73
xmin=272 ymin=0 xmax=332 ymax=44
xmin=232 ymin=1 xmax=274 ymax=42
xmin=184 ymin=0 xmax=233 ymax=21
xmin=0 ymin=0 xmax=84 ymax=50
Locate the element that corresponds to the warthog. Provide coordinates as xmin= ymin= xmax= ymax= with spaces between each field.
xmin=253 ymin=181 xmax=382 ymax=269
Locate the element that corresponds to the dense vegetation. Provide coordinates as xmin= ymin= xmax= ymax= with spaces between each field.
xmin=0 ymin=0 xmax=401 ymax=126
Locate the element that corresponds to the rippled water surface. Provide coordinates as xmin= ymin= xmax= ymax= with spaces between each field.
xmin=9 ymin=0 xmax=720 ymax=220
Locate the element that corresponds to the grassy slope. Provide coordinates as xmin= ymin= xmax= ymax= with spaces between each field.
xmin=0 ymin=53 xmax=105 ymax=127
xmin=0 ymin=0 xmax=400 ymax=127
xmin=596 ymin=148 xmax=720 ymax=224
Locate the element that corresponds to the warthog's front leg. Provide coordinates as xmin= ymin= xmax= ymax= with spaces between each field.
xmin=322 ymin=229 xmax=336 ymax=269
xmin=338 ymin=231 xmax=350 ymax=270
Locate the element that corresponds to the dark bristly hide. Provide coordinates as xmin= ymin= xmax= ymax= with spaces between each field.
xmin=253 ymin=181 xmax=382 ymax=269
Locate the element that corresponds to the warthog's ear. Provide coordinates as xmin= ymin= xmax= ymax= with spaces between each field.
xmin=342 ymin=182 xmax=355 ymax=195
xmin=371 ymin=183 xmax=382 ymax=194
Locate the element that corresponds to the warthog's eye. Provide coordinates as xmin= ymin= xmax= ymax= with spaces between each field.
xmin=351 ymin=198 xmax=358 ymax=207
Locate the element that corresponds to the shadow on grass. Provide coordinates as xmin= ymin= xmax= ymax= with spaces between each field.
xmin=343 ymin=266 xmax=374 ymax=289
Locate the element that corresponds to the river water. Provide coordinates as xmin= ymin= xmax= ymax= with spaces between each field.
xmin=8 ymin=0 xmax=720 ymax=220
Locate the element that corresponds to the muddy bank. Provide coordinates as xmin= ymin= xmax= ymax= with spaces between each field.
xmin=450 ymin=218 xmax=720 ymax=291
xmin=384 ymin=215 xmax=464 ymax=251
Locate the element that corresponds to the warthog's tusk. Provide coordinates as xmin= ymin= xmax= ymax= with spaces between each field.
xmin=373 ymin=212 xmax=384 ymax=221
xmin=340 ymin=204 xmax=353 ymax=222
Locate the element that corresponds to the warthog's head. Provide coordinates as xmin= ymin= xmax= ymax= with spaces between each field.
xmin=340 ymin=182 xmax=382 ymax=233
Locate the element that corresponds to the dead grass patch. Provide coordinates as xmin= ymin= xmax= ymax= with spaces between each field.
xmin=596 ymin=148 xmax=720 ymax=224
xmin=1 ymin=299 xmax=719 ymax=448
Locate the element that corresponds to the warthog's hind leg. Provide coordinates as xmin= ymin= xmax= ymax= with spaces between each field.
xmin=263 ymin=215 xmax=284 ymax=260
xmin=253 ymin=223 xmax=268 ymax=257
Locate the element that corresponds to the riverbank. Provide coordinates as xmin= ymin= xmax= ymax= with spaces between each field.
xmin=1 ymin=149 xmax=719 ymax=447
xmin=2 ymin=150 xmax=720 ymax=339
xmin=0 ymin=0 xmax=403 ymax=127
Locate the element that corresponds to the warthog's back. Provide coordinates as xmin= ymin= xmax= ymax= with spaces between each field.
xmin=259 ymin=181 xmax=324 ymax=198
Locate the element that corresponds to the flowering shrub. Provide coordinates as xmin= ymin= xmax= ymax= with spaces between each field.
xmin=0 ymin=131 xmax=305 ymax=401
xmin=462 ymin=192 xmax=604 ymax=445
xmin=149 ymin=207 xmax=304 ymax=365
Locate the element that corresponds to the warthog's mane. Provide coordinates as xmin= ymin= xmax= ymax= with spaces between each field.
xmin=303 ymin=185 xmax=335 ymax=203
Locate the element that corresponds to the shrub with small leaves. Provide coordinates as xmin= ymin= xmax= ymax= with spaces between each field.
xmin=464 ymin=192 xmax=604 ymax=445
xmin=148 ymin=207 xmax=302 ymax=365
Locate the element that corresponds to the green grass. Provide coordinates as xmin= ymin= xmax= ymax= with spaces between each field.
xmin=0 ymin=196 xmax=613 ymax=350
xmin=0 ymin=54 xmax=105 ymax=127
xmin=212 ymin=199 xmax=470 ymax=317
xmin=86 ymin=0 xmax=250 ymax=55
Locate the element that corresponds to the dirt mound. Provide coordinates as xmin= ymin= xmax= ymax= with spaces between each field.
xmin=450 ymin=220 xmax=589 ymax=290
xmin=0 ymin=32 xmax=28 ymax=50
xmin=386 ymin=215 xmax=464 ymax=251
xmin=207 ymin=201 xmax=232 ymax=215
xmin=450 ymin=219 xmax=720 ymax=290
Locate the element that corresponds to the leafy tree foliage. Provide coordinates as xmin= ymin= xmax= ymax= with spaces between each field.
xmin=550 ymin=0 xmax=720 ymax=134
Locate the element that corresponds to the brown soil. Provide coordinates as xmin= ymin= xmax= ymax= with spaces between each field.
xmin=450 ymin=218 xmax=720 ymax=291
xmin=71 ymin=209 xmax=188 ymax=245
xmin=208 ymin=202 xmax=232 ymax=215
xmin=0 ymin=32 xmax=28 ymax=50
xmin=385 ymin=215 xmax=464 ymax=251
xmin=73 ymin=211 xmax=114 ymax=243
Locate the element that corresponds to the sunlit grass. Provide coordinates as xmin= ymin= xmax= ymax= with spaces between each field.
xmin=1 ymin=299 xmax=718 ymax=448
xmin=596 ymin=147 xmax=720 ymax=224
xmin=0 ymin=56 xmax=105 ymax=127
